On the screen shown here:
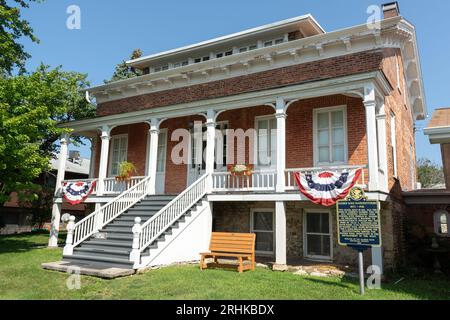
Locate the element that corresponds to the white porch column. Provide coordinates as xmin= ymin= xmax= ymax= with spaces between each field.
xmin=147 ymin=119 xmax=160 ymax=195
xmin=274 ymin=201 xmax=288 ymax=271
xmin=97 ymin=125 xmax=111 ymax=196
xmin=205 ymin=109 xmax=216 ymax=193
xmin=275 ymin=98 xmax=287 ymax=193
xmin=364 ymin=85 xmax=380 ymax=191
xmin=89 ymin=137 xmax=97 ymax=179
xmin=48 ymin=133 xmax=69 ymax=247
xmin=376 ymin=103 xmax=388 ymax=192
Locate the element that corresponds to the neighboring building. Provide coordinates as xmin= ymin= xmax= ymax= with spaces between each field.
xmin=404 ymin=108 xmax=450 ymax=250
xmin=52 ymin=2 xmax=427 ymax=273
xmin=0 ymin=152 xmax=90 ymax=235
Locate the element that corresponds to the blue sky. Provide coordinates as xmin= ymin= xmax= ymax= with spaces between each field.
xmin=20 ymin=0 xmax=450 ymax=164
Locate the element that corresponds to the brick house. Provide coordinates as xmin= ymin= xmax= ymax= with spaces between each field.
xmin=50 ymin=2 xmax=427 ymax=273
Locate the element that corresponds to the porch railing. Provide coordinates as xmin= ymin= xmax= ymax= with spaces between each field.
xmin=285 ymin=165 xmax=367 ymax=191
xmin=131 ymin=173 xmax=209 ymax=266
xmin=212 ymin=169 xmax=277 ymax=192
xmin=65 ymin=176 xmax=152 ymax=251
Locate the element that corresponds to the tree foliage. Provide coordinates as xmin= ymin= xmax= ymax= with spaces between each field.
xmin=0 ymin=65 xmax=96 ymax=206
xmin=417 ymin=158 xmax=444 ymax=188
xmin=0 ymin=0 xmax=41 ymax=76
xmin=105 ymin=49 xmax=143 ymax=83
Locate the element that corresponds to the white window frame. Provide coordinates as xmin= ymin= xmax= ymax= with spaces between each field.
xmin=108 ymin=134 xmax=128 ymax=177
xmin=303 ymin=209 xmax=333 ymax=261
xmin=434 ymin=210 xmax=450 ymax=237
xmin=214 ymin=121 xmax=229 ymax=172
xmin=250 ymin=208 xmax=275 ymax=256
xmin=390 ymin=112 xmax=398 ymax=178
xmin=313 ymin=105 xmax=348 ymax=166
xmin=254 ymin=115 xmax=277 ymax=169
xmin=156 ymin=128 xmax=168 ymax=173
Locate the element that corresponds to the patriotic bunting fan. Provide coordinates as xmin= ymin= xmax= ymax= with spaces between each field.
xmin=62 ymin=181 xmax=96 ymax=205
xmin=294 ymin=169 xmax=362 ymax=207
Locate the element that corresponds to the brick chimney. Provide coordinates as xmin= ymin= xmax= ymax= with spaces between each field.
xmin=382 ymin=2 xmax=400 ymax=19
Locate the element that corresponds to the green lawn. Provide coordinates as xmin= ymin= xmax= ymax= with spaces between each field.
xmin=0 ymin=232 xmax=449 ymax=300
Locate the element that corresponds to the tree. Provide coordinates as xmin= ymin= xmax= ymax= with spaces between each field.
xmin=0 ymin=64 xmax=96 ymax=206
xmin=417 ymin=158 xmax=444 ymax=188
xmin=0 ymin=0 xmax=41 ymax=76
xmin=105 ymin=49 xmax=143 ymax=83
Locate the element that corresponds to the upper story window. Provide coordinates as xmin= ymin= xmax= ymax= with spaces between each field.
xmin=434 ymin=211 xmax=450 ymax=237
xmin=263 ymin=37 xmax=285 ymax=47
xmin=109 ymin=134 xmax=128 ymax=177
xmin=194 ymin=56 xmax=210 ymax=63
xmin=154 ymin=64 xmax=169 ymax=73
xmin=238 ymin=44 xmax=257 ymax=53
xmin=173 ymin=60 xmax=189 ymax=68
xmin=314 ymin=106 xmax=347 ymax=166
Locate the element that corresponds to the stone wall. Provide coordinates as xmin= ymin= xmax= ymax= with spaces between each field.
xmin=211 ymin=201 xmax=399 ymax=268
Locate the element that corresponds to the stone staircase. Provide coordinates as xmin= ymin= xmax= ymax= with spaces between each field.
xmin=63 ymin=195 xmax=176 ymax=269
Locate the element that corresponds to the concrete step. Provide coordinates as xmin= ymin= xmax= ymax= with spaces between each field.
xmin=74 ymin=247 xmax=130 ymax=258
xmin=63 ymin=254 xmax=134 ymax=269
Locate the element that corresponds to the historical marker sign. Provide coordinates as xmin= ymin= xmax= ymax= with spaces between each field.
xmin=337 ymin=187 xmax=382 ymax=247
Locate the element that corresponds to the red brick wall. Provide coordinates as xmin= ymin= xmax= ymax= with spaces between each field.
xmin=96 ymin=50 xmax=385 ymax=117
xmin=382 ymin=48 xmax=417 ymax=196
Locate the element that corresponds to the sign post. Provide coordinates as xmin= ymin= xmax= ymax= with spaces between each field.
xmin=337 ymin=187 xmax=381 ymax=295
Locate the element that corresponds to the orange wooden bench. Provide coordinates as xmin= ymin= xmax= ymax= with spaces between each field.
xmin=200 ymin=232 xmax=256 ymax=273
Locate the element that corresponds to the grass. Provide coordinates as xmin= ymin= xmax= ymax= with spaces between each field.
xmin=0 ymin=232 xmax=449 ymax=300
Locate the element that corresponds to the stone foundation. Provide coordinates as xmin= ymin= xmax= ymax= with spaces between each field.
xmin=212 ymin=201 xmax=400 ymax=270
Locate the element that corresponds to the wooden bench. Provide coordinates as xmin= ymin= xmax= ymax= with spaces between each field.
xmin=200 ymin=232 xmax=256 ymax=273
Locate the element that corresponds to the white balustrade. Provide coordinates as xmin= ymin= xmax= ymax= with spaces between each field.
xmin=133 ymin=174 xmax=209 ymax=265
xmin=285 ymin=165 xmax=367 ymax=191
xmin=61 ymin=177 xmax=146 ymax=196
xmin=212 ymin=170 xmax=277 ymax=192
xmin=66 ymin=176 xmax=152 ymax=251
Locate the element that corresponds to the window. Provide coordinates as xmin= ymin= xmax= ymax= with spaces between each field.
xmin=173 ymin=61 xmax=189 ymax=68
xmin=390 ymin=112 xmax=398 ymax=177
xmin=314 ymin=106 xmax=347 ymax=165
xmin=109 ymin=135 xmax=128 ymax=177
xmin=274 ymin=38 xmax=284 ymax=44
xmin=256 ymin=117 xmax=277 ymax=167
xmin=249 ymin=44 xmax=257 ymax=50
xmin=238 ymin=44 xmax=257 ymax=53
xmin=216 ymin=53 xmax=224 ymax=58
xmin=304 ymin=210 xmax=332 ymax=260
xmin=215 ymin=122 xmax=228 ymax=170
xmin=157 ymin=130 xmax=167 ymax=173
xmin=154 ymin=64 xmax=169 ymax=73
xmin=263 ymin=40 xmax=273 ymax=47
xmin=251 ymin=209 xmax=274 ymax=254
xmin=434 ymin=211 xmax=450 ymax=237
xmin=194 ymin=56 xmax=210 ymax=63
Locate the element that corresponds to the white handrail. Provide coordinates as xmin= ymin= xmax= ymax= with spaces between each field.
xmin=136 ymin=174 xmax=209 ymax=255
xmin=68 ymin=176 xmax=152 ymax=248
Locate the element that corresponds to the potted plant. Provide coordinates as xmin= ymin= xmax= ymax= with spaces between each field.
xmin=115 ymin=161 xmax=137 ymax=182
xmin=227 ymin=164 xmax=254 ymax=177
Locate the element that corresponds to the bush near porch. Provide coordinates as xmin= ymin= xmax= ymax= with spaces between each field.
xmin=0 ymin=232 xmax=449 ymax=300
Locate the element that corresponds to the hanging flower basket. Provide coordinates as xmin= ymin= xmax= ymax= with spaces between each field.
xmin=227 ymin=164 xmax=254 ymax=177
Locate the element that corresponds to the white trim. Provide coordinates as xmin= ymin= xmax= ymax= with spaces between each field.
xmin=303 ymin=208 xmax=333 ymax=261
xmin=313 ymin=105 xmax=348 ymax=167
xmin=250 ymin=208 xmax=275 ymax=256
xmin=108 ymin=134 xmax=128 ymax=177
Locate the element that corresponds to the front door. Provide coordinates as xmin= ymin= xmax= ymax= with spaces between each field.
xmin=187 ymin=127 xmax=207 ymax=186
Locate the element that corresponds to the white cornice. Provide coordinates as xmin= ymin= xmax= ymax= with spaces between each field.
xmin=63 ymin=71 xmax=391 ymax=134
xmin=424 ymin=126 xmax=450 ymax=144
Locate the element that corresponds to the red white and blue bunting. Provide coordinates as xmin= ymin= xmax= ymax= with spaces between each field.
xmin=294 ymin=169 xmax=362 ymax=207
xmin=62 ymin=181 xmax=96 ymax=205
